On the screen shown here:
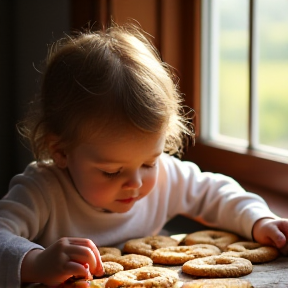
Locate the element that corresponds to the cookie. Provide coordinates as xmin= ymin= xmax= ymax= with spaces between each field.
xmin=99 ymin=247 xmax=122 ymax=262
xmin=185 ymin=230 xmax=240 ymax=251
xmin=182 ymin=255 xmax=253 ymax=278
xmin=182 ymin=278 xmax=253 ymax=288
xmin=103 ymin=262 xmax=124 ymax=276
xmin=116 ymin=254 xmax=153 ymax=270
xmin=105 ymin=266 xmax=179 ymax=288
xmin=224 ymin=241 xmax=279 ymax=263
xmin=151 ymin=244 xmax=221 ymax=265
xmin=123 ymin=236 xmax=178 ymax=257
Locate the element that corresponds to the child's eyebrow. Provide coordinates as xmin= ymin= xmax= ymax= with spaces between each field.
xmin=93 ymin=151 xmax=163 ymax=164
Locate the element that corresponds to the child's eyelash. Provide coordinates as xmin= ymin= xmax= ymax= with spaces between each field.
xmin=102 ymin=163 xmax=156 ymax=178
xmin=102 ymin=171 xmax=121 ymax=178
xmin=143 ymin=163 xmax=156 ymax=169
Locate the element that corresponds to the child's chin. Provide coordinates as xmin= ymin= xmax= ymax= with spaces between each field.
xmin=93 ymin=206 xmax=133 ymax=214
xmin=114 ymin=207 xmax=133 ymax=213
xmin=112 ymin=203 xmax=135 ymax=213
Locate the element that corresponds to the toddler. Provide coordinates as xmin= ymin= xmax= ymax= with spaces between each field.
xmin=0 ymin=23 xmax=287 ymax=287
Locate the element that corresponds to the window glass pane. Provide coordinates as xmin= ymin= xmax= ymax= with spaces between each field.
xmin=218 ymin=0 xmax=249 ymax=140
xmin=258 ymin=0 xmax=288 ymax=150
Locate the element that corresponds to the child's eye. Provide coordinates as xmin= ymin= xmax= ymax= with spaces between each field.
xmin=102 ymin=171 xmax=121 ymax=178
xmin=143 ymin=163 xmax=156 ymax=169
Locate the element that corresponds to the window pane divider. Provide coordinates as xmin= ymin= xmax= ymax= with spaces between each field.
xmin=248 ymin=0 xmax=259 ymax=149
xmin=201 ymin=0 xmax=219 ymax=140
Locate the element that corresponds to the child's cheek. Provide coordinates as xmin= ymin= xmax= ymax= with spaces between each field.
xmin=144 ymin=171 xmax=158 ymax=194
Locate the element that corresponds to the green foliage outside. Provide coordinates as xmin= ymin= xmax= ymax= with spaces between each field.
xmin=218 ymin=0 xmax=288 ymax=150
xmin=219 ymin=61 xmax=288 ymax=150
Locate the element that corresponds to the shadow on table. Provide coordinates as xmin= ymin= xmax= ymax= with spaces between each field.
xmin=161 ymin=215 xmax=209 ymax=236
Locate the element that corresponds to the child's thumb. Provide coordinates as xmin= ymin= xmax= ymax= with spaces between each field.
xmin=269 ymin=228 xmax=286 ymax=249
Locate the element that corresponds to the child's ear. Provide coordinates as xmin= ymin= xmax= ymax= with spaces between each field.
xmin=46 ymin=134 xmax=67 ymax=169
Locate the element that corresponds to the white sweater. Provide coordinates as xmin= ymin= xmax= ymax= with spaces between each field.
xmin=0 ymin=153 xmax=277 ymax=287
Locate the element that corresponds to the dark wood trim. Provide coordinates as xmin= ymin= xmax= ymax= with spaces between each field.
xmin=179 ymin=0 xmax=201 ymax=137
xmin=184 ymin=141 xmax=288 ymax=196
xmin=156 ymin=0 xmax=163 ymax=53
xmin=70 ymin=0 xmax=97 ymax=30
xmin=70 ymin=0 xmax=112 ymax=31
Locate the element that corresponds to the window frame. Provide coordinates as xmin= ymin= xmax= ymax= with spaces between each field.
xmin=185 ymin=0 xmax=288 ymax=196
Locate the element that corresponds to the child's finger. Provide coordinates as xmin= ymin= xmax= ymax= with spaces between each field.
xmin=67 ymin=238 xmax=104 ymax=276
xmin=42 ymin=261 xmax=87 ymax=286
xmin=278 ymin=220 xmax=288 ymax=237
xmin=83 ymin=263 xmax=93 ymax=280
xmin=277 ymin=221 xmax=288 ymax=252
xmin=65 ymin=261 xmax=91 ymax=279
xmin=267 ymin=223 xmax=287 ymax=249
xmin=91 ymin=247 xmax=104 ymax=277
xmin=67 ymin=245 xmax=97 ymax=273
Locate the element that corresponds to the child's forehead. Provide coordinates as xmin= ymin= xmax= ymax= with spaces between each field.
xmin=86 ymin=124 xmax=164 ymax=145
xmin=78 ymin=125 xmax=166 ymax=163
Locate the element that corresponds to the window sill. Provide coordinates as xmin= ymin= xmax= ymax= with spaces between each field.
xmin=162 ymin=183 xmax=288 ymax=237
xmin=184 ymin=140 xmax=288 ymax=196
xmin=241 ymin=182 xmax=288 ymax=218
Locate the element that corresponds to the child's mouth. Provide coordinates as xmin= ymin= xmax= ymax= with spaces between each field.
xmin=116 ymin=197 xmax=136 ymax=204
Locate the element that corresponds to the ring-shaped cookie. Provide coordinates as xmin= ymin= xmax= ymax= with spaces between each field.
xmin=151 ymin=244 xmax=221 ymax=265
xmin=185 ymin=230 xmax=240 ymax=251
xmin=115 ymin=254 xmax=153 ymax=270
xmin=123 ymin=236 xmax=178 ymax=257
xmin=105 ymin=266 xmax=179 ymax=288
xmin=182 ymin=255 xmax=253 ymax=278
xmin=225 ymin=241 xmax=279 ymax=263
xmin=99 ymin=247 xmax=122 ymax=262
xmin=103 ymin=262 xmax=124 ymax=276
xmin=182 ymin=278 xmax=253 ymax=288
xmin=62 ymin=277 xmax=107 ymax=288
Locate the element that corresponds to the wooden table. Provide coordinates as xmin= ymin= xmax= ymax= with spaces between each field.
xmin=26 ymin=214 xmax=288 ymax=288
xmin=166 ymin=256 xmax=288 ymax=288
xmin=161 ymin=216 xmax=288 ymax=287
xmin=27 ymin=256 xmax=288 ymax=288
xmin=164 ymin=232 xmax=288 ymax=287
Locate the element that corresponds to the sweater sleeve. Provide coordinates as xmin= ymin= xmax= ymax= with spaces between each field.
xmin=159 ymin=154 xmax=279 ymax=239
xmin=0 ymin=169 xmax=49 ymax=287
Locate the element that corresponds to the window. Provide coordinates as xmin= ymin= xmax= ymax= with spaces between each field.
xmin=202 ymin=0 xmax=288 ymax=155
xmin=187 ymin=0 xmax=288 ymax=194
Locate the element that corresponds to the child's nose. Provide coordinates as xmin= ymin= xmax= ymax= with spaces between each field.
xmin=122 ymin=171 xmax=142 ymax=189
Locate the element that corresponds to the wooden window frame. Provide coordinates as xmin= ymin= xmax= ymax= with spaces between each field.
xmin=184 ymin=0 xmax=288 ymax=197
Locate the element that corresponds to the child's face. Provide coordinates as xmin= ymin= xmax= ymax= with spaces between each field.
xmin=64 ymin=128 xmax=166 ymax=213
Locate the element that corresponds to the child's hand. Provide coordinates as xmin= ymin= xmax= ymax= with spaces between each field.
xmin=252 ymin=218 xmax=288 ymax=255
xmin=21 ymin=237 xmax=104 ymax=286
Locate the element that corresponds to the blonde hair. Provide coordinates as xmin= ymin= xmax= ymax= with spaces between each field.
xmin=18 ymin=23 xmax=194 ymax=162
